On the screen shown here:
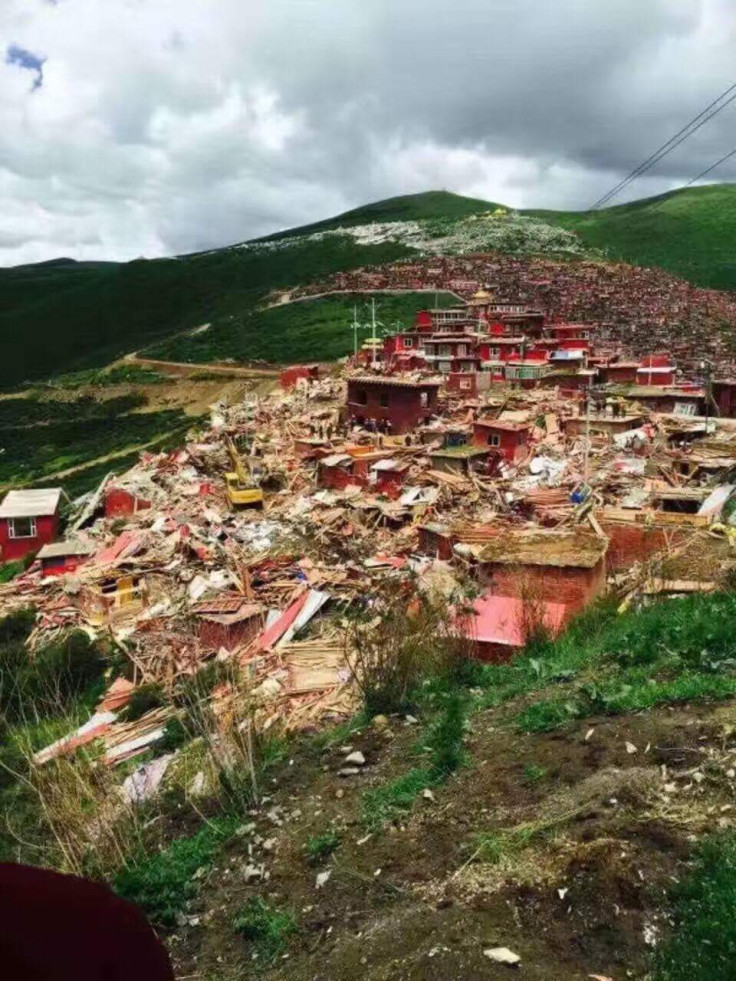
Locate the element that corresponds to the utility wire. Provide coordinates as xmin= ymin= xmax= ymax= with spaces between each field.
xmin=590 ymin=81 xmax=736 ymax=210
xmin=685 ymin=145 xmax=736 ymax=186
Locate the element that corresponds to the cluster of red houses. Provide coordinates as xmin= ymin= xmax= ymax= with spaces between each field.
xmin=365 ymin=286 xmax=690 ymax=400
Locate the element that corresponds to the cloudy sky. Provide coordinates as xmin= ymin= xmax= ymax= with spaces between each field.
xmin=1 ymin=0 xmax=735 ymax=265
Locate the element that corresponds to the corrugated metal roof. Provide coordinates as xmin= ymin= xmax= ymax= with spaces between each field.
xmin=0 ymin=488 xmax=62 ymax=519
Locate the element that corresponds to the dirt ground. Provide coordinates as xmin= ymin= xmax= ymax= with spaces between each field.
xmin=167 ymin=697 xmax=736 ymax=981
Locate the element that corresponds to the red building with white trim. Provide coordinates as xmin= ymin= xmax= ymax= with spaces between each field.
xmin=0 ymin=488 xmax=62 ymax=563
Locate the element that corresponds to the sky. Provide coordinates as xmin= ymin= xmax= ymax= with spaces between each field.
xmin=1 ymin=0 xmax=736 ymax=265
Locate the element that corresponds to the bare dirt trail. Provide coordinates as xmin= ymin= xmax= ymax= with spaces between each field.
xmin=123 ymin=351 xmax=282 ymax=379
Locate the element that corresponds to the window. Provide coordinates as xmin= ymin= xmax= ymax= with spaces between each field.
xmin=459 ymin=379 xmax=472 ymax=390
xmin=9 ymin=517 xmax=36 ymax=539
xmin=674 ymin=402 xmax=696 ymax=417
xmin=420 ymin=392 xmax=429 ymax=408
xmin=517 ymin=432 xmax=526 ymax=445
xmin=439 ymin=345 xmax=452 ymax=357
xmin=404 ymin=337 xmax=414 ymax=348
xmin=379 ymin=391 xmax=390 ymax=407
xmin=487 ymin=433 xmax=501 ymax=447
xmin=355 ymin=389 xmax=368 ymax=405
xmin=491 ymin=346 xmax=500 ymax=357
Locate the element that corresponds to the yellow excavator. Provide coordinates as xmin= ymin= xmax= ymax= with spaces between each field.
xmin=224 ymin=435 xmax=264 ymax=508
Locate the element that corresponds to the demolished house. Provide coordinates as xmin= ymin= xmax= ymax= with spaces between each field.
xmin=5 ymin=269 xmax=736 ymax=784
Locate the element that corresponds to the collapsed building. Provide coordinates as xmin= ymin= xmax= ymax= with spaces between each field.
xmin=3 ymin=265 xmax=736 ymax=777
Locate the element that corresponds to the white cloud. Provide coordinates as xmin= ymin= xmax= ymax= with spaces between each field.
xmin=0 ymin=0 xmax=734 ymax=264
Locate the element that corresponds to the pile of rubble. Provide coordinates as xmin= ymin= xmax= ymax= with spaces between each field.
xmin=4 ymin=363 xmax=736 ymax=777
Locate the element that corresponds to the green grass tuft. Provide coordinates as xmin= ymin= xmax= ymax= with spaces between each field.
xmin=232 ymin=896 xmax=297 ymax=961
xmin=654 ymin=832 xmax=736 ymax=980
xmin=114 ymin=815 xmax=240 ymax=928
xmin=304 ymin=829 xmax=341 ymax=865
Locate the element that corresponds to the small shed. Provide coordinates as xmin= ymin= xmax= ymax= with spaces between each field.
xmin=317 ymin=454 xmax=355 ymax=490
xmin=37 ymin=541 xmax=94 ymax=578
xmin=369 ymin=458 xmax=411 ymax=497
xmin=0 ymin=488 xmax=62 ymax=562
xmin=472 ymin=420 xmax=531 ymax=463
xmin=429 ymin=444 xmax=491 ymax=476
xmin=474 ymin=528 xmax=608 ymax=616
xmin=192 ymin=596 xmax=265 ymax=652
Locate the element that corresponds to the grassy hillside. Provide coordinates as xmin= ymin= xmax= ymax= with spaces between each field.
xmin=259 ymin=190 xmax=501 ymax=240
xmin=531 ymin=184 xmax=736 ymax=291
xmin=144 ymin=291 xmax=459 ymax=366
xmin=4 ymin=186 xmax=736 ymax=389
xmin=0 ymin=238 xmax=412 ymax=389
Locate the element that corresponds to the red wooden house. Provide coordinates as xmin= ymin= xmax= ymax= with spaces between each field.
xmin=37 ymin=541 xmax=94 ymax=578
xmin=475 ymin=528 xmax=608 ymax=619
xmin=346 ymin=376 xmax=441 ymax=434
xmin=472 ymin=420 xmax=531 ymax=463
xmin=279 ymin=364 xmax=320 ymax=390
xmin=0 ymin=488 xmax=62 ymax=563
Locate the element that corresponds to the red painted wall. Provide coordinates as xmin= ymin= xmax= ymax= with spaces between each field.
xmin=105 ymin=488 xmax=152 ymax=518
xmin=598 ymin=520 xmax=689 ymax=572
xmin=199 ymin=615 xmax=262 ymax=652
xmin=713 ymin=381 xmax=736 ymax=418
xmin=280 ymin=365 xmax=318 ymax=390
xmin=0 ymin=513 xmax=58 ymax=563
xmin=472 ymin=423 xmax=529 ymax=462
xmin=482 ymin=561 xmax=606 ymax=617
xmin=41 ymin=554 xmax=90 ymax=578
xmin=346 ymin=382 xmax=438 ymax=434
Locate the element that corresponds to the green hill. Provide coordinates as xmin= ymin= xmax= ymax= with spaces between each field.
xmin=3 ymin=186 xmax=736 ymax=389
xmin=530 ymin=184 xmax=736 ymax=292
xmin=259 ymin=190 xmax=501 ymax=240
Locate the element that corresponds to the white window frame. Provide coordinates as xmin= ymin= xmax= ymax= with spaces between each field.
xmin=487 ymin=433 xmax=501 ymax=447
xmin=9 ymin=516 xmax=37 ymax=539
xmin=403 ymin=337 xmax=414 ymax=348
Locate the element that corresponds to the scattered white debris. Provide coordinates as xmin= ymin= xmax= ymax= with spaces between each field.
xmin=484 ymin=947 xmax=521 ymax=966
xmin=315 ymin=870 xmax=331 ymax=890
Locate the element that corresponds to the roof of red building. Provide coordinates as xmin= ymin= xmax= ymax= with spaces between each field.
xmin=464 ymin=592 xmax=568 ymax=647
xmin=348 ymin=375 xmax=442 ymax=388
xmin=0 ymin=488 xmax=62 ymax=519
xmin=474 ymin=419 xmax=530 ymax=432
xmin=477 ymin=528 xmax=608 ymax=568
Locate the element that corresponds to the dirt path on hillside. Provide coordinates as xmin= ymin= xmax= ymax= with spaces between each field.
xmin=0 ymin=429 xmax=185 ymax=491
xmin=123 ymin=352 xmax=281 ymax=379
xmin=263 ymin=287 xmax=464 ymax=309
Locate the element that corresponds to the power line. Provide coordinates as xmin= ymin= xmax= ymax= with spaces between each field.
xmin=685 ymin=145 xmax=736 ymax=186
xmin=590 ymin=82 xmax=736 ymax=209
xmin=590 ymin=81 xmax=736 ymax=210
